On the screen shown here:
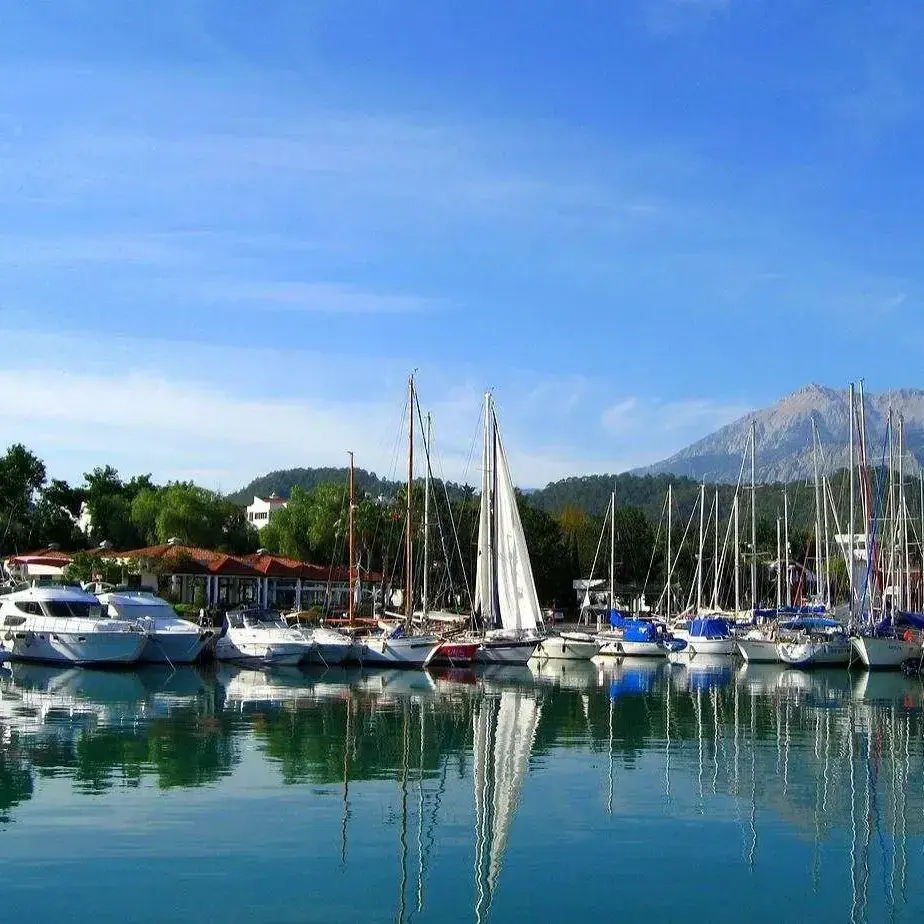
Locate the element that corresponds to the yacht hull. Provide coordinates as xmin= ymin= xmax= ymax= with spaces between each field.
xmin=6 ymin=630 xmax=148 ymax=666
xmin=778 ymin=638 xmax=850 ymax=667
xmin=533 ymin=634 xmax=599 ymax=660
xmin=140 ymin=631 xmax=212 ymax=665
xmin=737 ymin=638 xmax=781 ymax=663
xmin=599 ymin=639 xmax=666 ymax=658
xmin=684 ymin=637 xmax=738 ymax=656
xmin=851 ymin=635 xmax=922 ymax=669
xmin=357 ymin=635 xmax=441 ymax=668
xmin=430 ymin=641 xmax=482 ymax=666
xmin=214 ymin=639 xmax=310 ymax=666
xmin=474 ymin=639 xmax=539 ymax=665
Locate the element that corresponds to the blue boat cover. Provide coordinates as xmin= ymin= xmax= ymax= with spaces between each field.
xmin=898 ymin=611 xmax=924 ymax=630
xmin=623 ymin=620 xmax=658 ymax=642
xmin=689 ymin=617 xmax=731 ymax=638
xmin=609 ymin=609 xmax=627 ymax=627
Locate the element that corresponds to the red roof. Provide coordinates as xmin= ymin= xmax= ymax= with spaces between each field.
xmin=9 ymin=541 xmax=379 ymax=583
xmin=5 ymin=547 xmax=73 ymax=567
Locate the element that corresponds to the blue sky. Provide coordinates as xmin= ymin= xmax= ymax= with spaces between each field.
xmin=2 ymin=0 xmax=923 ymax=489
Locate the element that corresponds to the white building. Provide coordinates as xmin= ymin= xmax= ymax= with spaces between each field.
xmin=246 ymin=493 xmax=288 ymax=529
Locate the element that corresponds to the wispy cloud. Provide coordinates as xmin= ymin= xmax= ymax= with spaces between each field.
xmin=195 ymin=280 xmax=439 ymax=314
xmin=602 ymin=395 xmax=751 ymax=439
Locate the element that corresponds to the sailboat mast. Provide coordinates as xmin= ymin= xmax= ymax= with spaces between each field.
xmin=776 ymin=513 xmax=782 ymax=612
xmin=423 ymin=413 xmax=431 ymax=620
xmin=712 ymin=489 xmax=720 ymax=610
xmin=784 ymin=488 xmax=791 ymax=607
xmin=348 ymin=451 xmax=355 ymax=628
xmin=900 ymin=415 xmax=909 ymax=612
xmin=609 ymin=490 xmax=615 ymax=614
xmin=405 ymin=375 xmax=415 ymax=622
xmin=812 ymin=419 xmax=825 ymax=609
xmin=920 ymin=467 xmax=924 ymax=612
xmin=666 ymin=483 xmax=672 ymax=619
xmin=734 ymin=494 xmax=741 ymax=614
xmin=697 ymin=483 xmax=705 ymax=614
xmin=750 ymin=421 xmax=758 ymax=613
xmin=849 ymin=383 xmax=856 ymax=620
xmin=888 ymin=407 xmax=896 ymax=610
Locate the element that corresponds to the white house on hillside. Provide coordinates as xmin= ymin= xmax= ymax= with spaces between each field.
xmin=246 ymin=493 xmax=288 ymax=529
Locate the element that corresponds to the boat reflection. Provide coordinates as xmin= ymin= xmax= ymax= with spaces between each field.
xmin=0 ymin=661 xmax=922 ymax=922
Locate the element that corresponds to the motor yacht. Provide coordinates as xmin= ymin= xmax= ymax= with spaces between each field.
xmin=0 ymin=585 xmax=148 ymax=665
xmin=98 ymin=590 xmax=214 ymax=664
xmin=214 ymin=608 xmax=314 ymax=666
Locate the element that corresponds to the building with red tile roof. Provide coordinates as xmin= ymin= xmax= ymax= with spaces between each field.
xmin=4 ymin=541 xmax=380 ymax=613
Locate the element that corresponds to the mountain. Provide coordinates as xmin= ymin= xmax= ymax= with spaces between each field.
xmin=634 ymin=384 xmax=924 ymax=484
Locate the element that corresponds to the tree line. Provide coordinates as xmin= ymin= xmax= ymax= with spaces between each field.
xmin=4 ymin=443 xmax=916 ymax=611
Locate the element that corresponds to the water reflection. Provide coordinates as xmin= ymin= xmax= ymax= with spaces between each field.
xmin=2 ymin=660 xmax=924 ymax=922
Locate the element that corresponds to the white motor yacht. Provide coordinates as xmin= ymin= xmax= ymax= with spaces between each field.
xmin=214 ymin=608 xmax=314 ymax=666
xmin=98 ymin=590 xmax=214 ymax=664
xmin=284 ymin=613 xmax=356 ymax=666
xmin=0 ymin=585 xmax=148 ymax=666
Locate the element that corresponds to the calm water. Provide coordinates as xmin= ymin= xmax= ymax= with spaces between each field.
xmin=2 ymin=658 xmax=924 ymax=924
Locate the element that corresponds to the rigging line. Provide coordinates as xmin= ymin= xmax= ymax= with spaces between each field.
xmin=664 ymin=492 xmax=701 ymax=615
xmin=435 ymin=445 xmax=475 ymax=616
xmin=642 ymin=491 xmax=668 ymax=603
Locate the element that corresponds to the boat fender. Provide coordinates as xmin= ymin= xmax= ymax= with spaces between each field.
xmin=904 ymin=629 xmax=914 ymax=643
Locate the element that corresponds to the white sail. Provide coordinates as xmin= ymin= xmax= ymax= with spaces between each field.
xmin=493 ymin=426 xmax=542 ymax=635
xmin=473 ymin=688 xmax=542 ymax=921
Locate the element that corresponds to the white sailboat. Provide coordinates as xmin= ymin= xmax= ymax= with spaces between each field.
xmin=355 ymin=376 xmax=441 ymax=669
xmin=473 ymin=686 xmax=542 ymax=921
xmin=473 ymin=393 xmax=543 ymax=665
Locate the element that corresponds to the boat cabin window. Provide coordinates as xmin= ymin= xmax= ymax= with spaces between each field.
xmin=242 ymin=610 xmax=284 ymax=629
xmin=45 ymin=601 xmax=104 ymax=619
xmin=14 ymin=601 xmax=43 ymax=616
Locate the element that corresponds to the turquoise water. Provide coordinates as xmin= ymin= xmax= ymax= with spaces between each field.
xmin=2 ymin=658 xmax=923 ymax=924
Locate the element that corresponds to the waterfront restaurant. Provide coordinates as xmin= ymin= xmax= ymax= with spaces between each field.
xmin=4 ymin=541 xmax=380 ymax=614
xmin=111 ymin=542 xmax=379 ymax=612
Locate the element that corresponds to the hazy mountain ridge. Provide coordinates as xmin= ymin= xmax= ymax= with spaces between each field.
xmin=634 ymin=384 xmax=924 ymax=483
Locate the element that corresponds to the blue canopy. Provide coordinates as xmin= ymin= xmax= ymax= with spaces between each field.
xmin=609 ymin=609 xmax=627 ymax=627
xmin=689 ymin=617 xmax=731 ymax=639
xmin=623 ymin=620 xmax=659 ymax=643
xmin=898 ymin=611 xmax=924 ymax=630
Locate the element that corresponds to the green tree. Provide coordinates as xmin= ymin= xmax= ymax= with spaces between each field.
xmin=0 ymin=444 xmax=48 ymax=553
